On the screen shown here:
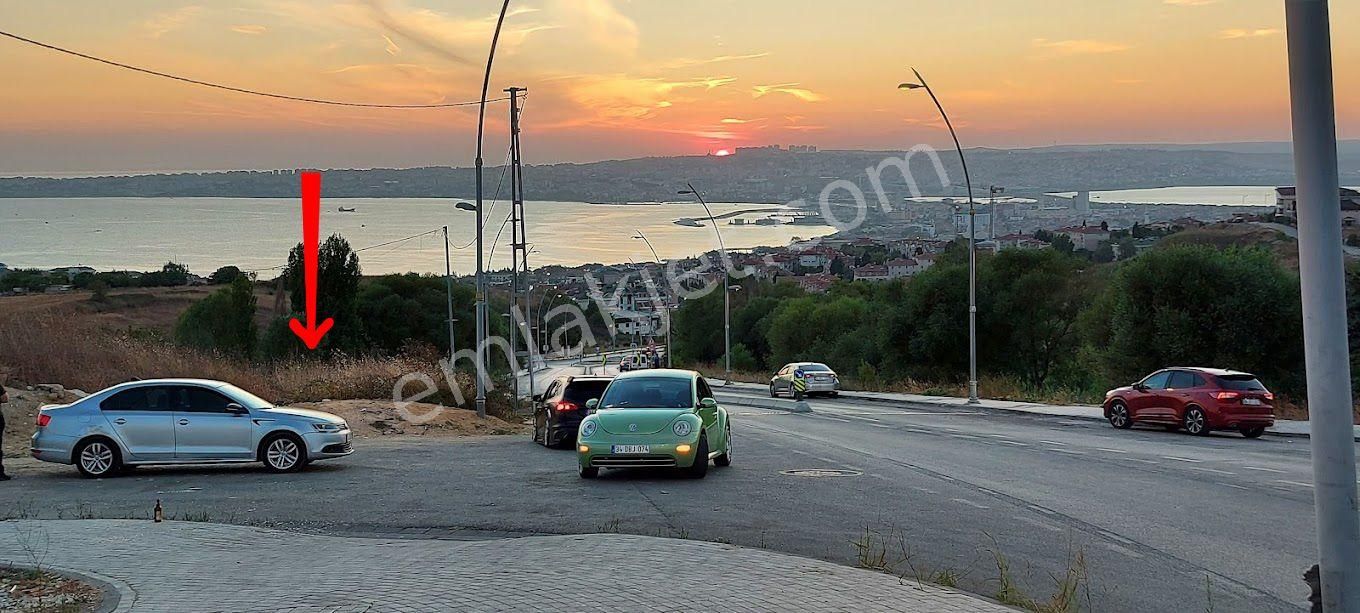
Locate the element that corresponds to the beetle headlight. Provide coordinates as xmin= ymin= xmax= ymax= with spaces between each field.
xmin=581 ymin=421 xmax=598 ymax=438
xmin=673 ymin=420 xmax=692 ymax=437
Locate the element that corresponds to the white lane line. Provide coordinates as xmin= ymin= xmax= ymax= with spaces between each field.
xmin=950 ymin=434 xmax=980 ymax=440
xmin=815 ymin=456 xmax=839 ymax=464
xmin=1038 ymin=440 xmax=1066 ymax=446
xmin=1243 ymin=466 xmax=1286 ymax=474
xmin=999 ymin=441 xmax=1029 ymax=447
xmin=952 ymin=498 xmax=991 ymax=510
xmin=1186 ymin=467 xmax=1236 ymax=476
xmin=1103 ymin=542 xmax=1144 ymax=559
xmin=1095 ymin=448 xmax=1128 ymax=454
xmin=1276 ymin=480 xmax=1315 ymax=489
xmin=1161 ymin=456 xmax=1203 ymax=463
xmin=1014 ymin=516 xmax=1062 ymax=532
xmin=820 ymin=416 xmax=852 ymax=423
xmin=902 ymin=428 xmax=933 ymax=434
xmin=872 ymin=424 xmax=895 ymax=429
xmin=912 ymin=486 xmax=938 ymax=495
xmin=1126 ymin=458 xmax=1160 ymax=465
xmin=1218 ymin=482 xmax=1249 ymax=490
xmin=1049 ymin=448 xmax=1085 ymax=455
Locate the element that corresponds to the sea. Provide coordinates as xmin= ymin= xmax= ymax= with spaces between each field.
xmin=0 ymin=198 xmax=833 ymax=275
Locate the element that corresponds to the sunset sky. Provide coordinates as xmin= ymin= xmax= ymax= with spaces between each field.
xmin=0 ymin=0 xmax=1355 ymax=174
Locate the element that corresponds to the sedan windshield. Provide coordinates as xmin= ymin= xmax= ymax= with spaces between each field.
xmin=600 ymin=377 xmax=693 ymax=409
xmin=217 ymin=384 xmax=274 ymax=410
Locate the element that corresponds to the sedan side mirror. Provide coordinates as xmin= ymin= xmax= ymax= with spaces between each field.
xmin=585 ymin=398 xmax=599 ymax=414
xmin=226 ymin=403 xmax=248 ymax=414
xmin=532 ymin=393 xmax=544 ymax=403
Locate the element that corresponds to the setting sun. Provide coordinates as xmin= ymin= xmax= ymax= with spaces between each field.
xmin=713 ymin=149 xmax=732 ymax=157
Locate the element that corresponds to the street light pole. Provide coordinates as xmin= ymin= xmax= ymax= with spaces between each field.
xmin=1285 ymin=1 xmax=1360 ymax=608
xmin=633 ymin=230 xmax=672 ymax=368
xmin=442 ymin=226 xmax=457 ymax=361
xmin=469 ymin=0 xmax=512 ymax=419
xmin=900 ymin=68 xmax=980 ymax=404
xmin=678 ymin=184 xmax=732 ymax=383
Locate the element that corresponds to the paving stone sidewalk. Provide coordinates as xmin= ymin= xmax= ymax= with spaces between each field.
xmin=0 ymin=520 xmax=1014 ymax=612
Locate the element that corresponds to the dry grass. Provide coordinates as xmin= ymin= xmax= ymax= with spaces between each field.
xmin=0 ymin=312 xmax=518 ymax=422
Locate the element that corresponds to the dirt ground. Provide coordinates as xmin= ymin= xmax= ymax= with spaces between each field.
xmin=0 ymin=567 xmax=103 ymax=613
xmin=1 ymin=386 xmax=526 ymax=461
xmin=0 ymin=285 xmax=284 ymax=332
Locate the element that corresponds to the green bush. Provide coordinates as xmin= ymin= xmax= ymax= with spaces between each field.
xmin=173 ymin=276 xmax=258 ymax=357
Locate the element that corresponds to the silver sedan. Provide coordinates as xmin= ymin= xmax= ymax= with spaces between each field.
xmin=30 ymin=378 xmax=353 ymax=478
xmin=769 ymin=362 xmax=841 ymax=398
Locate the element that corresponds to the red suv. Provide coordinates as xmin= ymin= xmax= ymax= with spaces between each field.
xmin=1103 ymin=368 xmax=1275 ymax=438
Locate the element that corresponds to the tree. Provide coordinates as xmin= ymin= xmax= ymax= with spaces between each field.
xmin=174 ymin=276 xmax=258 ymax=357
xmin=211 ymin=266 xmax=245 ymax=285
xmin=981 ymin=249 xmax=1090 ymax=388
xmin=1050 ymin=233 xmax=1076 ymax=255
xmin=1092 ymin=241 xmax=1116 ymax=264
xmin=284 ymin=234 xmax=362 ymax=351
xmin=141 ymin=261 xmax=190 ymax=287
xmin=1115 ymin=237 xmax=1139 ymax=261
xmin=1080 ymin=245 xmax=1304 ymax=395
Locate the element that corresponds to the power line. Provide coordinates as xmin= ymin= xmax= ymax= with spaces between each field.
xmin=245 ymin=228 xmax=443 ymax=274
xmin=0 ymin=29 xmax=507 ymax=109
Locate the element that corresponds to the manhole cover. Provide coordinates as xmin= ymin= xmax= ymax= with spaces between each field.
xmin=781 ymin=468 xmax=863 ymax=477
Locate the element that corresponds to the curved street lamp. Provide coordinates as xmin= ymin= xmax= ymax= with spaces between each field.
xmin=900 ymin=68 xmax=980 ymax=405
xmin=633 ymin=229 xmax=673 ymax=368
xmin=677 ymin=185 xmax=735 ymax=383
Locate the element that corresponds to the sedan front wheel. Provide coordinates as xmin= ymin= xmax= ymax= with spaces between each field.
xmin=262 ymin=433 xmax=307 ymax=473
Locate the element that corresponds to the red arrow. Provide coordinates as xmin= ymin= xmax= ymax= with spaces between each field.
xmin=288 ymin=172 xmax=334 ymax=350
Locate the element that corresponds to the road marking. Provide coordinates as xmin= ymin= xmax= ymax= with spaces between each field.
xmin=1103 ymin=542 xmax=1144 ymax=559
xmin=1217 ymin=482 xmax=1249 ymax=490
xmin=1015 ymin=516 xmax=1062 ymax=532
xmin=1048 ymin=448 xmax=1085 ymax=455
xmin=820 ymin=416 xmax=852 ymax=423
xmin=1126 ymin=458 xmax=1160 ymax=465
xmin=999 ymin=441 xmax=1028 ymax=447
xmin=815 ymin=456 xmax=839 ymax=464
xmin=1094 ymin=448 xmax=1128 ymax=454
xmin=1275 ymin=480 xmax=1315 ymax=489
xmin=912 ymin=486 xmax=938 ymax=495
xmin=949 ymin=434 xmax=980 ymax=440
xmin=1161 ymin=456 xmax=1203 ymax=463
xmin=952 ymin=498 xmax=990 ymax=510
xmin=1186 ymin=467 xmax=1236 ymax=476
xmin=1038 ymin=440 xmax=1065 ymax=446
xmin=1243 ymin=466 xmax=1285 ymax=474
xmin=872 ymin=424 xmax=895 ymax=429
xmin=902 ymin=428 xmax=933 ymax=435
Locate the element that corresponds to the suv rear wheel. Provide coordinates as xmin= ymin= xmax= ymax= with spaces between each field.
xmin=75 ymin=438 xmax=122 ymax=479
xmin=1184 ymin=406 xmax=1210 ymax=436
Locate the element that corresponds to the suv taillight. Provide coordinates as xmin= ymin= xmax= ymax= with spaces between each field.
xmin=36 ymin=412 xmax=51 ymax=428
xmin=555 ymin=401 xmax=580 ymax=413
xmin=1214 ymin=391 xmax=1241 ymax=402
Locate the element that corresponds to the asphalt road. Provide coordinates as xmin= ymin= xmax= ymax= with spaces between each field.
xmin=0 ymin=385 xmax=1335 ymax=612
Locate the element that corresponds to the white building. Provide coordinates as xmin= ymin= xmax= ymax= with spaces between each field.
xmin=1275 ymin=186 xmax=1360 ymax=225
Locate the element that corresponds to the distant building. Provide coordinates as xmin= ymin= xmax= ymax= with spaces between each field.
xmin=1275 ymin=186 xmax=1360 ymax=225
xmin=788 ymin=145 xmax=819 ymax=153
xmin=1056 ymin=225 xmax=1112 ymax=251
xmin=797 ymin=274 xmax=838 ymax=294
xmin=49 ymin=266 xmax=95 ymax=281
xmin=0 ymin=262 xmax=9 ymax=279
xmin=853 ymin=265 xmax=890 ymax=282
xmin=885 ymin=258 xmax=931 ymax=279
xmin=993 ymin=234 xmax=1049 ymax=252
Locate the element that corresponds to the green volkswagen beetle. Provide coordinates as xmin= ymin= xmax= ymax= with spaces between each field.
xmin=576 ymin=369 xmax=732 ymax=479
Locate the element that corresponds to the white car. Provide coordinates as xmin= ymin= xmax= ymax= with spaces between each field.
xmin=770 ymin=362 xmax=841 ymax=398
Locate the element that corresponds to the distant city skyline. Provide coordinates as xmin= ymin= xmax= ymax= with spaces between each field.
xmin=1 ymin=0 xmax=1357 ymax=173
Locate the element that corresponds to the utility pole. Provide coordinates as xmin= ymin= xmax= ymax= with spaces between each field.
xmin=507 ymin=86 xmax=535 ymax=404
xmin=506 ymin=88 xmax=523 ymax=411
xmin=1286 ymin=0 xmax=1360 ymax=609
xmin=442 ymin=226 xmax=456 ymax=360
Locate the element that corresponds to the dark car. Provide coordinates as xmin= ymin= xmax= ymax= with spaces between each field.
xmin=1102 ymin=368 xmax=1275 ymax=437
xmin=532 ymin=375 xmax=613 ymax=448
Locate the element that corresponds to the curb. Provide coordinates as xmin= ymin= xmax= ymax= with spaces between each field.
xmin=716 ymin=382 xmax=1344 ymax=441
xmin=716 ymin=393 xmax=812 ymax=413
xmin=1 ymin=561 xmax=134 ymax=613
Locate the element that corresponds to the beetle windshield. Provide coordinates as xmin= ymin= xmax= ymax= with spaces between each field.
xmin=600 ymin=377 xmax=693 ymax=409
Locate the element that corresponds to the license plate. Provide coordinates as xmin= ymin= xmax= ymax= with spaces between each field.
xmin=611 ymin=445 xmax=650 ymax=454
xmin=1243 ymin=398 xmax=1262 ymax=406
